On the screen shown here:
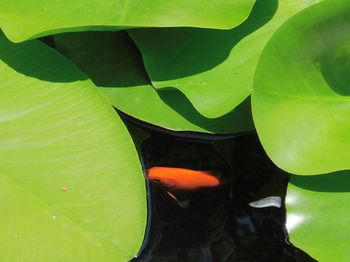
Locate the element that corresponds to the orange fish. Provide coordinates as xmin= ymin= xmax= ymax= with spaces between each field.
xmin=146 ymin=167 xmax=220 ymax=191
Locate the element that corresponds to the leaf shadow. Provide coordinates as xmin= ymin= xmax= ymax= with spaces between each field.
xmin=51 ymin=30 xmax=254 ymax=134
xmin=290 ymin=170 xmax=350 ymax=193
xmin=129 ymin=0 xmax=278 ymax=81
xmin=320 ymin=53 xmax=350 ymax=96
xmin=158 ymin=88 xmax=254 ymax=133
xmin=0 ymin=31 xmax=86 ymax=83
xmin=54 ymin=31 xmax=148 ymax=87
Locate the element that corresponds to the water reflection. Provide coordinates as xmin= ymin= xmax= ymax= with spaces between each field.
xmin=286 ymin=214 xmax=307 ymax=233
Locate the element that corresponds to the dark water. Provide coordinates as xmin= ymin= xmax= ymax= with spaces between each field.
xmin=119 ymin=111 xmax=316 ymax=262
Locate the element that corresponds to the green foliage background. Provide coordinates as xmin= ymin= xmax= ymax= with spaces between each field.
xmin=0 ymin=0 xmax=349 ymax=261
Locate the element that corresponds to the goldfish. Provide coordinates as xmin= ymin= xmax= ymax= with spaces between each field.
xmin=146 ymin=166 xmax=221 ymax=191
xmin=146 ymin=167 xmax=221 ymax=208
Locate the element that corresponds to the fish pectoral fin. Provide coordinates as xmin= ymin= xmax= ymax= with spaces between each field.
xmin=166 ymin=191 xmax=190 ymax=208
xmin=166 ymin=191 xmax=179 ymax=201
xmin=178 ymin=200 xmax=190 ymax=208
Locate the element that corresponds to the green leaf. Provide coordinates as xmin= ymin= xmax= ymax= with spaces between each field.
xmin=0 ymin=0 xmax=255 ymax=43
xmin=0 ymin=31 xmax=146 ymax=261
xmin=53 ymin=31 xmax=254 ymax=134
xmin=252 ymin=0 xmax=350 ymax=175
xmin=286 ymin=172 xmax=350 ymax=261
xmin=128 ymin=0 xmax=321 ymax=118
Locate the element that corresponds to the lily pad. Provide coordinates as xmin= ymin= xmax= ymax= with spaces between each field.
xmin=252 ymin=0 xmax=350 ymax=175
xmin=286 ymin=172 xmax=350 ymax=261
xmin=128 ymin=0 xmax=321 ymax=118
xmin=0 ymin=31 xmax=146 ymax=261
xmin=53 ymin=31 xmax=254 ymax=134
xmin=0 ymin=0 xmax=255 ymax=43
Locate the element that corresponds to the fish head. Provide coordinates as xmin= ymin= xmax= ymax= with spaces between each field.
xmin=146 ymin=168 xmax=178 ymax=190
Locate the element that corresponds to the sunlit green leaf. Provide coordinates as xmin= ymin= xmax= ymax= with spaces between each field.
xmin=252 ymin=0 xmax=350 ymax=175
xmin=129 ymin=0 xmax=321 ymax=118
xmin=287 ymin=172 xmax=350 ymax=261
xmin=54 ymin=31 xmax=254 ymax=134
xmin=0 ymin=0 xmax=255 ymax=43
xmin=0 ymin=31 xmax=146 ymax=261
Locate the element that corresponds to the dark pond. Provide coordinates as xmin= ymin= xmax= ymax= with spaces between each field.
xmin=119 ymin=111 xmax=316 ymax=262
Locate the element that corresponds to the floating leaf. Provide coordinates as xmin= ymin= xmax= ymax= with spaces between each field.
xmin=129 ymin=0 xmax=321 ymax=118
xmin=286 ymin=172 xmax=350 ymax=261
xmin=0 ymin=0 xmax=255 ymax=43
xmin=54 ymin=31 xmax=254 ymax=134
xmin=0 ymin=32 xmax=146 ymax=261
xmin=252 ymin=0 xmax=350 ymax=175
